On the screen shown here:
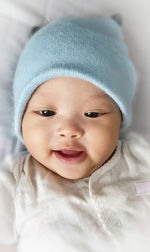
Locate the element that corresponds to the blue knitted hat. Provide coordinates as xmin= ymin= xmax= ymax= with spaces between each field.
xmin=13 ymin=15 xmax=137 ymax=142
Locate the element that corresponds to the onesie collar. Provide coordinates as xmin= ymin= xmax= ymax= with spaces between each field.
xmin=89 ymin=140 xmax=122 ymax=185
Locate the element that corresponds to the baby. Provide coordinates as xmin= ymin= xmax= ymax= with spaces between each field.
xmin=0 ymin=15 xmax=150 ymax=252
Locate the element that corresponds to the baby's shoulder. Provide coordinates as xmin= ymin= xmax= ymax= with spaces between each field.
xmin=122 ymin=131 xmax=150 ymax=156
xmin=0 ymin=151 xmax=30 ymax=182
xmin=0 ymin=151 xmax=29 ymax=190
xmin=120 ymin=131 xmax=150 ymax=174
xmin=12 ymin=151 xmax=30 ymax=181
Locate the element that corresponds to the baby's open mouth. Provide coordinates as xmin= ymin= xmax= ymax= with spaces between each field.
xmin=56 ymin=150 xmax=83 ymax=157
xmin=53 ymin=149 xmax=86 ymax=164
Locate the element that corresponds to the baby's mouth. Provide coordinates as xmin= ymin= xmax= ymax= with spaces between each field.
xmin=56 ymin=149 xmax=83 ymax=157
xmin=53 ymin=149 xmax=86 ymax=164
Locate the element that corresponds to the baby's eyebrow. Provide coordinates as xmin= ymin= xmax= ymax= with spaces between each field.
xmin=90 ymin=94 xmax=105 ymax=98
xmin=87 ymin=93 xmax=115 ymax=107
xmin=88 ymin=93 xmax=111 ymax=101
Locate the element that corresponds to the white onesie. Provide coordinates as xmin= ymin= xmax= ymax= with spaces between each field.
xmin=0 ymin=131 xmax=150 ymax=252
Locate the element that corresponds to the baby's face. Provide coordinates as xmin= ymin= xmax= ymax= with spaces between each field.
xmin=22 ymin=77 xmax=122 ymax=179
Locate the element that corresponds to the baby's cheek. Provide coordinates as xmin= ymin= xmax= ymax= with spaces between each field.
xmin=89 ymin=128 xmax=117 ymax=155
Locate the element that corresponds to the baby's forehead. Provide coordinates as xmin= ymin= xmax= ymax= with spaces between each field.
xmin=29 ymin=82 xmax=117 ymax=111
xmin=33 ymin=77 xmax=108 ymax=97
xmin=31 ymin=78 xmax=112 ymax=102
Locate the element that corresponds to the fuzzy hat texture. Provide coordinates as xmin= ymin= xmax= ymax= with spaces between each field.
xmin=13 ymin=15 xmax=137 ymax=142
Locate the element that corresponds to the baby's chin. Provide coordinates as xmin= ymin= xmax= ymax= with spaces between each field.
xmin=56 ymin=172 xmax=90 ymax=180
xmin=49 ymin=166 xmax=98 ymax=180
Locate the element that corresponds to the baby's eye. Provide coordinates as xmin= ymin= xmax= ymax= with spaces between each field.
xmin=39 ymin=110 xmax=56 ymax=117
xmin=84 ymin=112 xmax=102 ymax=118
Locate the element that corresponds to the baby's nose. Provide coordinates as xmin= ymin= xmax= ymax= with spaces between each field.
xmin=56 ymin=125 xmax=84 ymax=139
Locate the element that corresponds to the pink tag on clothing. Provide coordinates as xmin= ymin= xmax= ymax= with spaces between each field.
xmin=135 ymin=181 xmax=150 ymax=194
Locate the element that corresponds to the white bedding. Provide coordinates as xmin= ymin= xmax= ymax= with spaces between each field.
xmin=0 ymin=0 xmax=149 ymax=251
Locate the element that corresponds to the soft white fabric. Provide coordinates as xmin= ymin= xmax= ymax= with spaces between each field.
xmin=0 ymin=132 xmax=150 ymax=252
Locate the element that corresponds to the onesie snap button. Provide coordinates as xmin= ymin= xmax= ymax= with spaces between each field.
xmin=114 ymin=220 xmax=122 ymax=228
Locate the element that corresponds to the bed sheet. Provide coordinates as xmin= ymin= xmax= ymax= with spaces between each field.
xmin=0 ymin=0 xmax=150 ymax=251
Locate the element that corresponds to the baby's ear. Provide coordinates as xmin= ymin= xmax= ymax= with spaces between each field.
xmin=111 ymin=14 xmax=123 ymax=26
xmin=31 ymin=26 xmax=41 ymax=35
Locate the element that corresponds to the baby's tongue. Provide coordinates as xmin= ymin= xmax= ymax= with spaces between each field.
xmin=59 ymin=150 xmax=82 ymax=157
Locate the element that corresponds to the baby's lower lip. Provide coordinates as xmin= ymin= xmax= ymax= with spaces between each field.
xmin=53 ymin=150 xmax=86 ymax=164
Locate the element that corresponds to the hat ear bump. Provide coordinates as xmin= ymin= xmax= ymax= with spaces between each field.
xmin=31 ymin=26 xmax=41 ymax=35
xmin=111 ymin=14 xmax=123 ymax=26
